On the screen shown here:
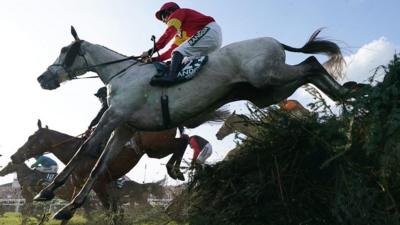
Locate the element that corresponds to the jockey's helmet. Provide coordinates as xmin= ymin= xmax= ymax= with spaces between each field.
xmin=156 ymin=2 xmax=180 ymax=21
xmin=94 ymin=87 xmax=107 ymax=99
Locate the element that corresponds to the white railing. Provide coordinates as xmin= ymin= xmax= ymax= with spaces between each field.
xmin=0 ymin=198 xmax=26 ymax=205
xmin=148 ymin=197 xmax=172 ymax=207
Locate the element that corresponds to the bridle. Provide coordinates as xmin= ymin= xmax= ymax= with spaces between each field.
xmin=48 ymin=40 xmax=143 ymax=84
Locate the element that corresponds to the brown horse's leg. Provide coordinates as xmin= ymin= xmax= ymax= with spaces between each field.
xmin=20 ymin=202 xmax=31 ymax=225
xmin=166 ymin=155 xmax=178 ymax=180
xmin=167 ymin=138 xmax=188 ymax=181
xmin=60 ymin=220 xmax=69 ymax=225
xmin=102 ymin=183 xmax=124 ymax=225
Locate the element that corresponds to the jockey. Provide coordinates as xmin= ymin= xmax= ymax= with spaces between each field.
xmin=86 ymin=87 xmax=140 ymax=151
xmin=278 ymin=99 xmax=310 ymax=118
xmin=31 ymin=154 xmax=58 ymax=174
xmin=141 ymin=2 xmax=223 ymax=86
xmin=87 ymin=87 xmax=108 ymax=133
xmin=188 ymin=135 xmax=213 ymax=167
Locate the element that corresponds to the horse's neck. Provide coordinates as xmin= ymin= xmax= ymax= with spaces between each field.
xmin=84 ymin=42 xmax=136 ymax=84
xmin=47 ymin=130 xmax=81 ymax=164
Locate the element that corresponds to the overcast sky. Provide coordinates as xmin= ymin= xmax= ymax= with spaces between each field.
xmin=0 ymin=0 xmax=398 ymax=185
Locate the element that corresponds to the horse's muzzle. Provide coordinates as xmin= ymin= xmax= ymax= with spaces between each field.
xmin=37 ymin=71 xmax=60 ymax=90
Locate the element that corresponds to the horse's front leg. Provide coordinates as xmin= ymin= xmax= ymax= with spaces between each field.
xmin=34 ymin=129 xmax=112 ymax=202
xmin=53 ymin=125 xmax=133 ymax=221
xmin=34 ymin=148 xmax=90 ymax=201
xmin=34 ymin=109 xmax=119 ymax=202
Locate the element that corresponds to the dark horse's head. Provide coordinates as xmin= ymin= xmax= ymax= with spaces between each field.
xmin=11 ymin=119 xmax=52 ymax=164
xmin=37 ymin=26 xmax=87 ymax=90
xmin=0 ymin=162 xmax=17 ymax=177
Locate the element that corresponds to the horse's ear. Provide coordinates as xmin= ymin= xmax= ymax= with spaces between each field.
xmin=71 ymin=26 xmax=80 ymax=41
xmin=37 ymin=119 xmax=42 ymax=129
xmin=45 ymin=125 xmax=49 ymax=129
xmin=232 ymin=110 xmax=236 ymax=115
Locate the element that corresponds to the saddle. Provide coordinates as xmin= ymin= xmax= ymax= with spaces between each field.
xmin=151 ymin=55 xmax=208 ymax=86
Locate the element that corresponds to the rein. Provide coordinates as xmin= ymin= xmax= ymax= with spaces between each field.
xmin=78 ymin=55 xmax=142 ymax=73
xmin=51 ymin=40 xmax=144 ymax=83
xmin=68 ymin=55 xmax=143 ymax=83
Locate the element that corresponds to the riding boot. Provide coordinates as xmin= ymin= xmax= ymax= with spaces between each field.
xmin=151 ymin=51 xmax=184 ymax=86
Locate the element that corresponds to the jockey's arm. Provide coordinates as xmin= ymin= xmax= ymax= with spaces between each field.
xmin=88 ymin=103 xmax=108 ymax=130
xmin=144 ymin=16 xmax=182 ymax=59
xmin=155 ymin=43 xmax=178 ymax=61
xmin=146 ymin=26 xmax=176 ymax=56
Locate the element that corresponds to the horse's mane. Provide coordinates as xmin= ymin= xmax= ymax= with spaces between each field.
xmin=43 ymin=128 xmax=78 ymax=140
xmin=98 ymin=44 xmax=128 ymax=58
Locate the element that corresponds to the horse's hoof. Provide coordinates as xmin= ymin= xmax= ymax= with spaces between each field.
xmin=53 ymin=205 xmax=74 ymax=221
xmin=175 ymin=171 xmax=185 ymax=181
xmin=167 ymin=168 xmax=177 ymax=180
xmin=34 ymin=190 xmax=54 ymax=201
xmin=343 ymin=81 xmax=358 ymax=90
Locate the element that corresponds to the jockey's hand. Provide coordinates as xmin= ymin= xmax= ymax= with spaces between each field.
xmin=83 ymin=129 xmax=92 ymax=139
xmin=140 ymin=51 xmax=150 ymax=58
xmin=142 ymin=57 xmax=153 ymax=64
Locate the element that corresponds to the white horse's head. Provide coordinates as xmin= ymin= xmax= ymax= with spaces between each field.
xmin=37 ymin=26 xmax=89 ymax=90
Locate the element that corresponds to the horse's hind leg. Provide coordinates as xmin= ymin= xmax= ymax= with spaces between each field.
xmin=302 ymin=56 xmax=349 ymax=100
xmin=261 ymin=56 xmax=348 ymax=101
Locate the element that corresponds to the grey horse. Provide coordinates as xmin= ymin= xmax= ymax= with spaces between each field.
xmin=36 ymin=26 xmax=353 ymax=221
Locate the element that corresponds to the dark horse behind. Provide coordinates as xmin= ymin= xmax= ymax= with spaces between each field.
xmin=10 ymin=120 xmax=189 ymax=221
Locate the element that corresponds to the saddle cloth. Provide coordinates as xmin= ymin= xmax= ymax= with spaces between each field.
xmin=151 ymin=55 xmax=208 ymax=85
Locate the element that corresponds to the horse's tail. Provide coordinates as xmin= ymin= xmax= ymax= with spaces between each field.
xmin=183 ymin=107 xmax=231 ymax=128
xmin=281 ymin=28 xmax=345 ymax=80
